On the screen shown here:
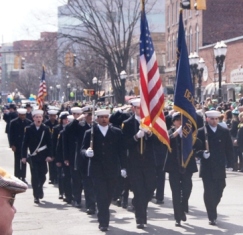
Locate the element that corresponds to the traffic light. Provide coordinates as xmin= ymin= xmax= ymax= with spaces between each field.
xmin=73 ymin=54 xmax=76 ymax=67
xmin=21 ymin=57 xmax=25 ymax=69
xmin=180 ymin=0 xmax=206 ymax=10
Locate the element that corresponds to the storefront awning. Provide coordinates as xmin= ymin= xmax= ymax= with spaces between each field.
xmin=203 ymin=82 xmax=225 ymax=96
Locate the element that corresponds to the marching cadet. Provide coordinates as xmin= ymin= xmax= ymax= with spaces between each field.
xmin=122 ymin=98 xmax=156 ymax=229
xmin=52 ymin=111 xmax=69 ymax=199
xmin=164 ymin=112 xmax=198 ymax=227
xmin=196 ymin=110 xmax=234 ymax=225
xmin=63 ymin=107 xmax=83 ymax=208
xmin=56 ymin=115 xmax=74 ymax=204
xmin=21 ymin=109 xmax=53 ymax=204
xmin=25 ymin=103 xmax=33 ymax=122
xmin=80 ymin=105 xmax=96 ymax=215
xmin=9 ymin=108 xmax=32 ymax=183
xmin=81 ymin=109 xmax=126 ymax=232
xmin=45 ymin=109 xmax=59 ymax=184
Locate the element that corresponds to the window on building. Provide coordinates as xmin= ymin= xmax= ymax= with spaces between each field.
xmin=195 ymin=25 xmax=199 ymax=53
xmin=167 ymin=6 xmax=170 ymax=26
xmin=176 ymin=1 xmax=179 ymax=23
xmin=189 ymin=27 xmax=193 ymax=53
xmin=167 ymin=36 xmax=171 ymax=65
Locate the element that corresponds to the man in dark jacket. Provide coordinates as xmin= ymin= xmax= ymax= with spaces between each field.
xmin=196 ymin=110 xmax=234 ymax=225
xmin=82 ymin=109 xmax=126 ymax=232
xmin=21 ymin=109 xmax=53 ymax=204
xmin=9 ymin=108 xmax=32 ymax=182
xmin=122 ymin=98 xmax=156 ymax=229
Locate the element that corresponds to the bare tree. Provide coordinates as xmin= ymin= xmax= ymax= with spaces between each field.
xmin=58 ymin=0 xmax=156 ymax=103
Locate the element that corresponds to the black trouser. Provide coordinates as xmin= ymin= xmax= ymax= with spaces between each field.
xmin=57 ymin=166 xmax=64 ymax=196
xmin=70 ymin=166 xmax=82 ymax=203
xmin=83 ymin=175 xmax=96 ymax=210
xmin=14 ymin=152 xmax=26 ymax=179
xmin=169 ymin=171 xmax=193 ymax=222
xmin=30 ymin=160 xmax=48 ymax=199
xmin=63 ymin=165 xmax=72 ymax=201
xmin=129 ymin=167 xmax=156 ymax=225
xmin=92 ymin=177 xmax=117 ymax=227
xmin=48 ymin=160 xmax=57 ymax=182
xmin=202 ymin=178 xmax=226 ymax=221
xmin=155 ymin=165 xmax=166 ymax=201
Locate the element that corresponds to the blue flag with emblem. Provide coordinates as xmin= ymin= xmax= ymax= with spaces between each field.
xmin=173 ymin=11 xmax=197 ymax=168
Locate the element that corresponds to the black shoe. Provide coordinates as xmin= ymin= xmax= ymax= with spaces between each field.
xmin=181 ymin=213 xmax=187 ymax=222
xmin=39 ymin=189 xmax=44 ymax=199
xmin=63 ymin=198 xmax=72 ymax=204
xmin=156 ymin=199 xmax=164 ymax=204
xmin=137 ymin=224 xmax=145 ymax=229
xmin=122 ymin=202 xmax=128 ymax=209
xmin=73 ymin=201 xmax=81 ymax=208
xmin=127 ymin=205 xmax=135 ymax=212
xmin=86 ymin=209 xmax=95 ymax=215
xmin=58 ymin=195 xmax=63 ymax=200
xmin=175 ymin=220 xmax=181 ymax=227
xmin=34 ymin=198 xmax=40 ymax=204
xmin=209 ymin=220 xmax=217 ymax=226
xmin=99 ymin=225 xmax=108 ymax=232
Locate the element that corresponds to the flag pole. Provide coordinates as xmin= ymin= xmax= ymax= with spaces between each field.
xmin=140 ymin=0 xmax=145 ymax=155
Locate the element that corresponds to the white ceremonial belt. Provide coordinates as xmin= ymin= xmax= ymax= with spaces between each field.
xmin=31 ymin=145 xmax=47 ymax=156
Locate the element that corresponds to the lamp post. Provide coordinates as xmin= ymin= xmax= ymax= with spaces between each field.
xmin=197 ymin=58 xmax=205 ymax=102
xmin=56 ymin=84 xmax=61 ymax=101
xmin=120 ymin=70 xmax=127 ymax=104
xmin=214 ymin=41 xmax=227 ymax=103
xmin=97 ymin=80 xmax=102 ymax=101
xmin=49 ymin=86 xmax=53 ymax=101
xmin=92 ymin=77 xmax=98 ymax=101
xmin=189 ymin=52 xmax=199 ymax=96
xmin=67 ymin=83 xmax=71 ymax=101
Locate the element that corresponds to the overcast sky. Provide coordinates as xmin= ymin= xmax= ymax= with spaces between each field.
xmin=0 ymin=0 xmax=65 ymax=43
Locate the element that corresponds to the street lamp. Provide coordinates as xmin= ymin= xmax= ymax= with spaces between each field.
xmin=214 ymin=41 xmax=227 ymax=103
xmin=97 ymin=80 xmax=102 ymax=101
xmin=189 ymin=52 xmax=199 ymax=95
xmin=67 ymin=83 xmax=71 ymax=101
xmin=73 ymin=88 xmax=77 ymax=101
xmin=197 ymin=58 xmax=205 ymax=102
xmin=56 ymin=84 xmax=61 ymax=101
xmin=50 ymin=86 xmax=53 ymax=101
xmin=120 ymin=70 xmax=127 ymax=104
xmin=92 ymin=77 xmax=98 ymax=101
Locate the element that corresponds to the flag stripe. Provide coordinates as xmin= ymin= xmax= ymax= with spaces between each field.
xmin=37 ymin=67 xmax=47 ymax=109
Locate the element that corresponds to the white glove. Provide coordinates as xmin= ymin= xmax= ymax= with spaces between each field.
xmin=203 ymin=151 xmax=210 ymax=159
xmin=136 ymin=130 xmax=145 ymax=138
xmin=176 ymin=125 xmax=182 ymax=137
xmin=121 ymin=169 xmax=127 ymax=178
xmin=85 ymin=148 xmax=94 ymax=158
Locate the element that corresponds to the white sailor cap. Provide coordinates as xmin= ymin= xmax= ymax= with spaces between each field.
xmin=0 ymin=167 xmax=28 ymax=194
xmin=59 ymin=111 xmax=69 ymax=118
xmin=71 ymin=107 xmax=82 ymax=114
xmin=48 ymin=110 xmax=58 ymax=115
xmin=172 ymin=112 xmax=181 ymax=121
xmin=205 ymin=110 xmax=221 ymax=118
xmin=95 ymin=109 xmax=110 ymax=116
xmin=17 ymin=108 xmax=27 ymax=114
xmin=67 ymin=115 xmax=74 ymax=121
xmin=32 ymin=109 xmax=44 ymax=116
xmin=130 ymin=98 xmax=140 ymax=107
xmin=81 ymin=105 xmax=94 ymax=114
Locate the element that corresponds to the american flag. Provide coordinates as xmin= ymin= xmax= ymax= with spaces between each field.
xmin=139 ymin=5 xmax=170 ymax=150
xmin=37 ymin=66 xmax=47 ymax=109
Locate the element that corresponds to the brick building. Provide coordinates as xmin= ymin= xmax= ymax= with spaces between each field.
xmin=165 ymin=0 xmax=243 ymax=97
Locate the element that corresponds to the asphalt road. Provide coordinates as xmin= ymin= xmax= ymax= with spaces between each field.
xmin=1 ymin=119 xmax=243 ymax=235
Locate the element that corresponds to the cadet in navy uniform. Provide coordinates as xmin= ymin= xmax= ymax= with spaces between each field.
xmin=82 ymin=109 xmax=126 ymax=232
xmin=164 ymin=112 xmax=198 ymax=227
xmin=63 ymin=107 xmax=83 ymax=207
xmin=80 ymin=106 xmax=96 ymax=215
xmin=45 ymin=109 xmax=59 ymax=184
xmin=52 ymin=111 xmax=69 ymax=199
xmin=196 ymin=110 xmax=234 ymax=225
xmin=21 ymin=109 xmax=53 ymax=204
xmin=25 ymin=103 xmax=33 ymax=122
xmin=122 ymin=98 xmax=156 ymax=229
xmin=9 ymin=108 xmax=32 ymax=183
